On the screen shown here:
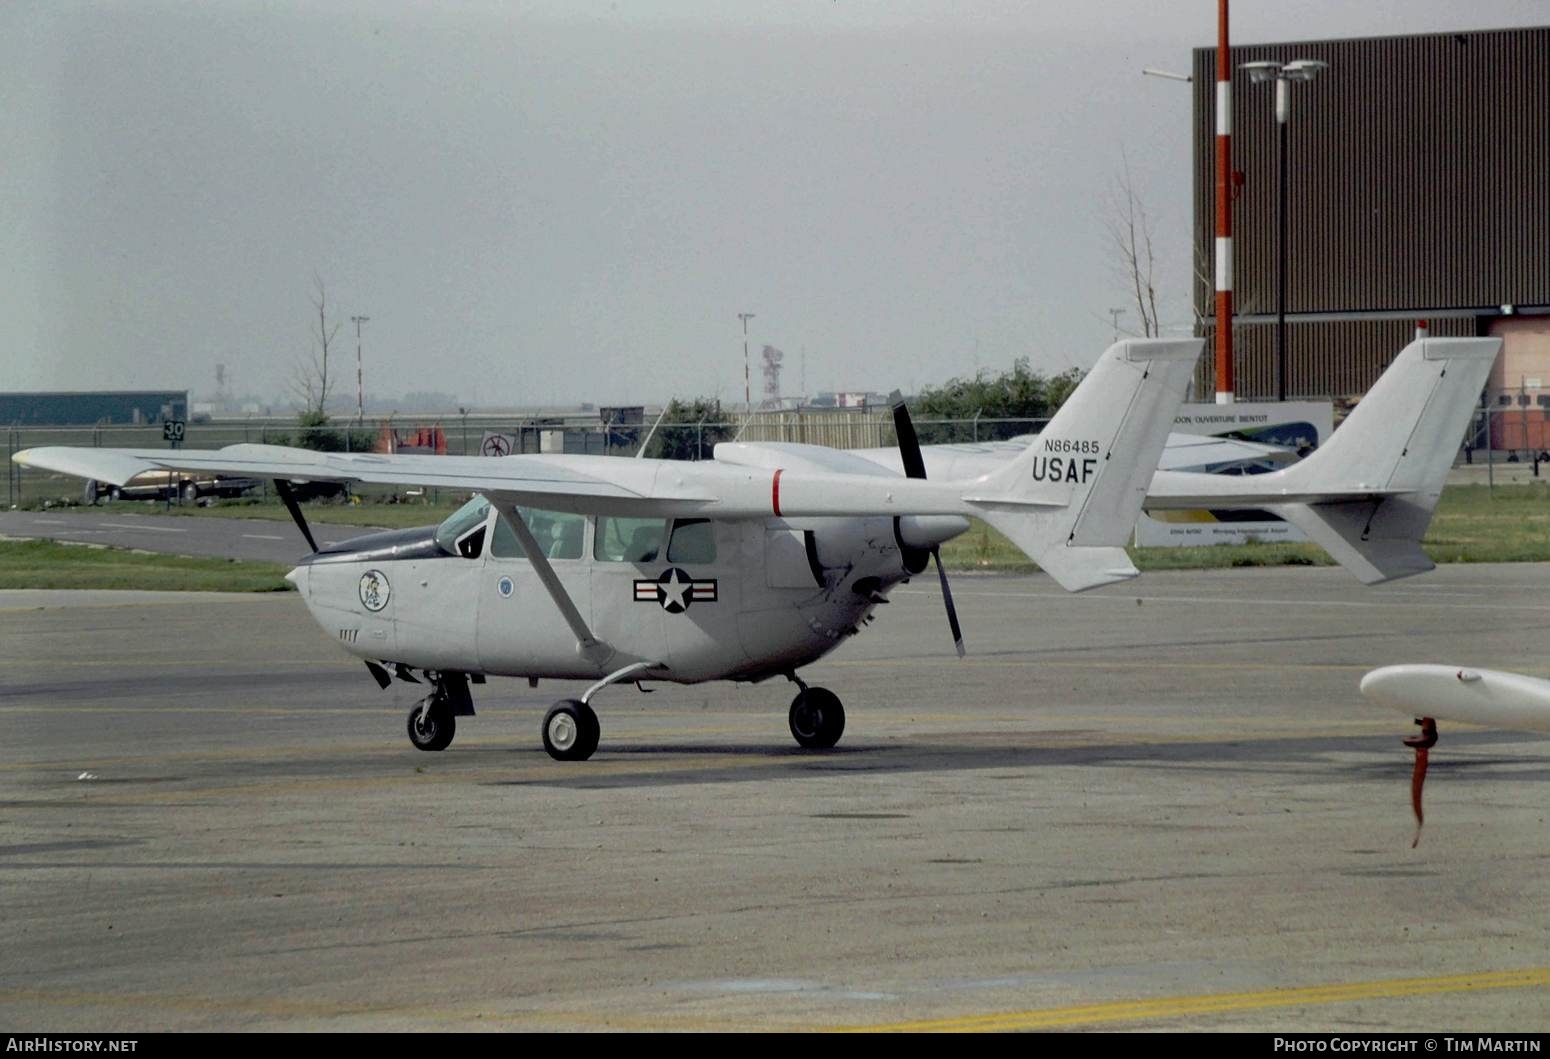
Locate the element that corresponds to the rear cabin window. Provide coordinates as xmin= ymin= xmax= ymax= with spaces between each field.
xmin=489 ymin=508 xmax=585 ymax=560
xmin=666 ymin=519 xmax=716 ymax=563
xmin=594 ymin=516 xmax=665 ymax=563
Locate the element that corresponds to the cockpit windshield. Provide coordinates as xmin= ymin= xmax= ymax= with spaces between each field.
xmin=434 ymin=496 xmax=491 ymax=554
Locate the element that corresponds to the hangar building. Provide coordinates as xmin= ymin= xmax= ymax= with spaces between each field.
xmin=1191 ymin=25 xmax=1549 ymax=418
xmin=0 ymin=390 xmax=188 ymax=427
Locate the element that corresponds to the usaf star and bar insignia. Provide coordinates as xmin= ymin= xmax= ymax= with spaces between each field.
xmin=634 ymin=567 xmax=717 ymax=614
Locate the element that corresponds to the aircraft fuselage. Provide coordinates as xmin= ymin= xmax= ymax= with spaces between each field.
xmin=288 ymin=503 xmax=934 ymax=685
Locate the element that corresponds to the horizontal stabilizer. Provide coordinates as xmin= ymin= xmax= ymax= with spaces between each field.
xmin=1271 ymin=499 xmax=1435 ymax=585
xmin=1034 ymin=546 xmax=1139 ymax=593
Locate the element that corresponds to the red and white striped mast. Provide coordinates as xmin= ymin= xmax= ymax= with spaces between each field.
xmin=1214 ymin=0 xmax=1234 ymax=403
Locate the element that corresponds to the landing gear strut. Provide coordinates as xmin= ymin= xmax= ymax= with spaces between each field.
xmin=537 ymin=660 xmax=656 ymax=761
xmin=788 ymin=680 xmax=845 ymax=749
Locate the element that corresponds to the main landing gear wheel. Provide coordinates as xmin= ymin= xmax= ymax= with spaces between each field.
xmin=789 ymin=687 xmax=845 ymax=749
xmin=542 ymin=699 xmax=600 ymax=761
xmin=407 ymin=695 xmax=455 ymax=751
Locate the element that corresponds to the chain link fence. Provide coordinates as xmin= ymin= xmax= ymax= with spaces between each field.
xmin=1459 ymin=406 xmax=1550 ymax=479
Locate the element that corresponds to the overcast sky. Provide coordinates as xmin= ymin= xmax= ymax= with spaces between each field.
xmin=5 ymin=1 xmax=1545 ymax=409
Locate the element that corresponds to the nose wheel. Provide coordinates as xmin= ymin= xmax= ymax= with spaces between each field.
xmin=789 ymin=686 xmax=845 ymax=749
xmin=407 ymin=694 xmax=455 ymax=751
xmin=542 ymin=699 xmax=600 ymax=761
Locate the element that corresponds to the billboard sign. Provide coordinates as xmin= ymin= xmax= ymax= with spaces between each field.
xmin=1135 ymin=401 xmax=1334 ymax=547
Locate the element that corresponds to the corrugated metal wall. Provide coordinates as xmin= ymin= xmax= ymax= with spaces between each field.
xmin=1191 ymin=26 xmax=1550 ymax=398
xmin=1205 ymin=316 xmax=1478 ymax=401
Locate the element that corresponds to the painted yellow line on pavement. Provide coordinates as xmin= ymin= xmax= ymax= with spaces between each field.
xmin=839 ymin=966 xmax=1550 ymax=1032
xmin=9 ymin=971 xmax=1549 ymax=1033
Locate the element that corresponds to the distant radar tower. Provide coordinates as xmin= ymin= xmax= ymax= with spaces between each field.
xmin=761 ymin=345 xmax=784 ymax=409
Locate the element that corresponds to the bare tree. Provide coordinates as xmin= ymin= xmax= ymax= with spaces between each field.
xmin=1104 ymin=157 xmax=1162 ymax=338
xmin=290 ymin=275 xmax=341 ymax=419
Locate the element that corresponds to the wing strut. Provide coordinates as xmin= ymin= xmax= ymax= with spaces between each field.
xmin=491 ymin=500 xmax=614 ymax=667
xmin=272 ymin=480 xmax=319 ymax=553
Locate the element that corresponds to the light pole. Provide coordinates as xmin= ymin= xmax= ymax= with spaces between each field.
xmin=738 ymin=312 xmax=756 ymax=411
xmin=351 ymin=315 xmax=370 ymax=424
xmin=1243 ymin=58 xmax=1328 ymax=401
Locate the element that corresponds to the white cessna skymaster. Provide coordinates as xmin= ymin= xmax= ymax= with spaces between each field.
xmin=14 ymin=335 xmax=1497 ymax=761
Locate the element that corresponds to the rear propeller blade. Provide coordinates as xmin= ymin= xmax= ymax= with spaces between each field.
xmin=933 ymin=547 xmax=965 ymax=658
xmin=892 ymin=390 xmax=965 ymax=656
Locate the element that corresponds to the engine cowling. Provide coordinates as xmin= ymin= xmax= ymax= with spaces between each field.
xmin=790 ymin=514 xmax=969 ymax=598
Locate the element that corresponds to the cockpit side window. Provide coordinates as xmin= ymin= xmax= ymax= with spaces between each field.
xmin=489 ymin=507 xmax=586 ymax=560
xmin=594 ymin=516 xmax=665 ymax=563
xmin=455 ymin=523 xmax=486 ymax=558
xmin=435 ymin=496 xmax=491 ymax=557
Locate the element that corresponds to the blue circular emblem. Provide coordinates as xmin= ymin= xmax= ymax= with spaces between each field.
xmin=497 ymin=575 xmax=514 ymax=599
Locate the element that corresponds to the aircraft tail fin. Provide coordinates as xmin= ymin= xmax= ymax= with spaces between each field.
xmin=967 ymin=338 xmax=1201 ymax=591
xmin=1266 ymin=336 xmax=1499 ymax=584
xmin=1276 ymin=337 xmax=1499 ymax=498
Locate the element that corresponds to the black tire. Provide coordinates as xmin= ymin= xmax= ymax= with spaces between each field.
xmin=542 ymin=699 xmax=600 ymax=761
xmin=180 ymin=480 xmax=199 ymax=503
xmin=407 ymin=698 xmax=455 ymax=751
xmin=789 ymin=687 xmax=845 ymax=749
xmin=106 ymin=485 xmax=122 ymax=502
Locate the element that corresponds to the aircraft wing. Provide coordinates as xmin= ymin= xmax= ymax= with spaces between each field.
xmin=748 ymin=431 xmax=1297 ymax=479
xmin=1141 ymin=470 xmax=1391 ymax=509
xmin=1153 ymin=434 xmax=1298 ymax=473
xmin=726 ymin=437 xmax=1384 ymax=505
xmin=14 ymin=338 xmax=1205 ymax=592
xmin=11 ymin=442 xmax=976 ymax=520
